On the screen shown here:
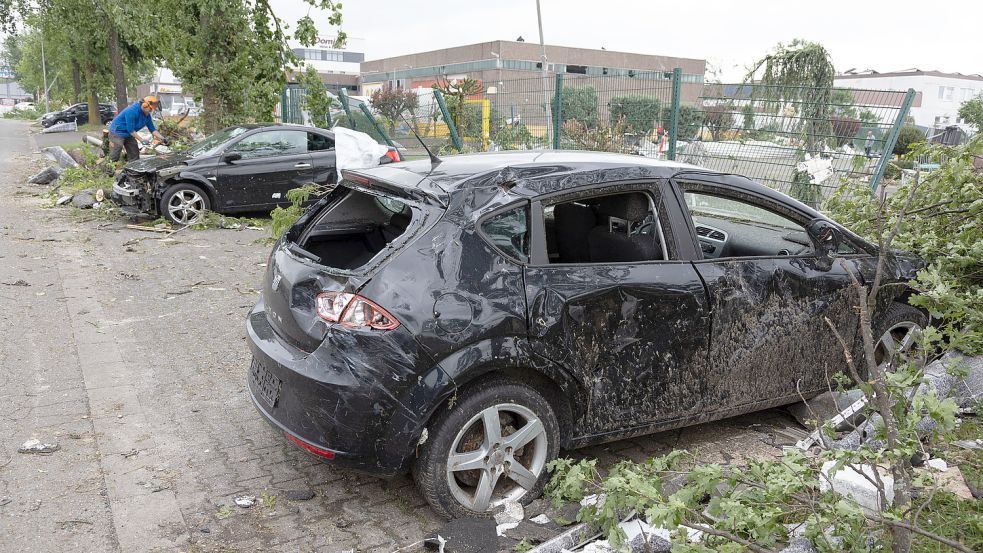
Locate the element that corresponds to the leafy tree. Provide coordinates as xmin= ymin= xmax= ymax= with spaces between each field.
xmin=608 ymin=96 xmax=662 ymax=135
xmin=433 ymin=76 xmax=483 ymax=146
xmin=957 ymin=93 xmax=983 ymax=132
xmin=296 ymin=65 xmax=335 ymax=129
xmin=893 ymin=126 xmax=925 ymax=156
xmin=157 ymin=0 xmax=344 ymax=132
xmin=555 ymin=86 xmax=598 ymax=127
xmin=370 ymin=86 xmax=419 ymax=134
xmin=745 ymin=40 xmax=835 ymax=154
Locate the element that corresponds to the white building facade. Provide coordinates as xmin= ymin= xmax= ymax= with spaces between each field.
xmin=835 ymin=69 xmax=983 ymax=134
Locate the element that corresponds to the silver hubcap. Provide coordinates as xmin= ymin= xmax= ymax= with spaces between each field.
xmin=874 ymin=321 xmax=920 ymax=369
xmin=167 ymin=190 xmax=205 ymax=224
xmin=446 ymin=403 xmax=548 ymax=512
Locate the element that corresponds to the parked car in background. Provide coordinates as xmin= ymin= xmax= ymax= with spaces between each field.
xmin=246 ymin=151 xmax=929 ymax=518
xmin=41 ymin=102 xmax=116 ymax=127
xmin=111 ymin=123 xmax=399 ymax=224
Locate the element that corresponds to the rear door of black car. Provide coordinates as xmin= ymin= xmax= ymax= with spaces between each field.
xmin=523 ymin=181 xmax=712 ymax=438
xmin=307 ymin=131 xmax=338 ymax=186
xmin=215 ymin=129 xmax=314 ymax=210
xmin=672 ymin=177 xmax=862 ymax=412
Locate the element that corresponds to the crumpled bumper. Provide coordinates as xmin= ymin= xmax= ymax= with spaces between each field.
xmin=110 ymin=172 xmax=155 ymax=216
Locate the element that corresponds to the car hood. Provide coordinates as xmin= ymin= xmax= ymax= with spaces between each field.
xmin=124 ymin=152 xmax=195 ymax=174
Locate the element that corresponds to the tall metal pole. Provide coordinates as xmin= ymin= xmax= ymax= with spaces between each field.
xmin=40 ymin=36 xmax=49 ymax=112
xmin=536 ymin=0 xmax=552 ymax=147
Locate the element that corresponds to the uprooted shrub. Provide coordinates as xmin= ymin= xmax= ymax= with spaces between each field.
xmin=825 ymin=134 xmax=983 ymax=355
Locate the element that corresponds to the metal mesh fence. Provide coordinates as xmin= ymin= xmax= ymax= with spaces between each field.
xmin=681 ymin=84 xmax=911 ymax=204
xmin=283 ymin=74 xmax=913 ymax=205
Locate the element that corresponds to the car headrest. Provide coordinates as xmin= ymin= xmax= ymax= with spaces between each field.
xmin=594 ymin=193 xmax=650 ymax=222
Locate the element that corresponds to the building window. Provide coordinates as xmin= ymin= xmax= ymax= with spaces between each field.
xmin=938 ymin=86 xmax=955 ymax=101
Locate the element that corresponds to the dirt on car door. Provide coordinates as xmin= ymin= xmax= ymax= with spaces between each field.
xmin=523 ymin=184 xmax=713 ymax=439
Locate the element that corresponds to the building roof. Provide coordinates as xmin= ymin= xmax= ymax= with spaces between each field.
xmin=837 ymin=68 xmax=983 ymax=81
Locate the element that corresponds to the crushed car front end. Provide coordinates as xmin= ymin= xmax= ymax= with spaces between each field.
xmin=112 ymin=167 xmax=159 ymax=216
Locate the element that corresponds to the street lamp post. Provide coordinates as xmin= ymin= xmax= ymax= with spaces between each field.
xmin=536 ymin=0 xmax=551 ymax=147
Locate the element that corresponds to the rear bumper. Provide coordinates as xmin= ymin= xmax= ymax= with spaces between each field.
xmin=245 ymin=300 xmax=429 ymax=476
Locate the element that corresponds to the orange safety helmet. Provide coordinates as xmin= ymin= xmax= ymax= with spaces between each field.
xmin=140 ymin=96 xmax=161 ymax=110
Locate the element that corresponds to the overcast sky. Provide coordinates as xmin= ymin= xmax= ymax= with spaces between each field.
xmin=279 ymin=0 xmax=980 ymax=80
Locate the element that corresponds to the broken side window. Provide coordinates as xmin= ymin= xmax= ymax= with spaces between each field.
xmin=544 ymin=191 xmax=666 ymax=264
xmin=683 ymin=191 xmax=815 ymax=259
xmin=481 ymin=205 xmax=529 ymax=263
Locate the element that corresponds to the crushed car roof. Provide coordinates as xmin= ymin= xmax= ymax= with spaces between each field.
xmin=348 ymin=150 xmax=818 ymax=217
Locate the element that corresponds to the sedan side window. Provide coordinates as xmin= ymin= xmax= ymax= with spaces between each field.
xmin=308 ymin=132 xmax=335 ymax=151
xmin=683 ymin=191 xmax=814 ymax=258
xmin=232 ymin=130 xmax=307 ymax=159
xmin=481 ymin=206 xmax=529 ymax=263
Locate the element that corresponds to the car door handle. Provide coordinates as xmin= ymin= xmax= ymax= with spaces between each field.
xmin=294 ymin=163 xmax=311 ymax=169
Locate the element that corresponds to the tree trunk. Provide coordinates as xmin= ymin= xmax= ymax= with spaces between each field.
xmin=71 ymin=61 xmax=82 ymax=104
xmin=107 ymin=23 xmax=128 ymax=110
xmin=84 ymin=61 xmax=100 ymax=128
xmin=202 ymin=84 xmax=221 ymax=133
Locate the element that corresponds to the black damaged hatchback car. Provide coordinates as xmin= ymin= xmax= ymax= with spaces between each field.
xmin=247 ymin=151 xmax=927 ymax=518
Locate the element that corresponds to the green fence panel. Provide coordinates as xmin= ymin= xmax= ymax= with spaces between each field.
xmin=338 ymin=88 xmax=355 ymax=130
xmin=869 ymin=88 xmax=917 ymax=193
xmin=667 ymin=67 xmax=682 ymax=160
xmin=552 ymin=73 xmax=563 ymax=150
xmin=433 ymin=89 xmax=463 ymax=152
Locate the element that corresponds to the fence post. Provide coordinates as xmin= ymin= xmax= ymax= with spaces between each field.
xmin=279 ymin=87 xmax=287 ymax=124
xmin=324 ymin=87 xmax=333 ymax=128
xmin=357 ymin=101 xmax=400 ymax=155
xmin=870 ymin=88 xmax=916 ymax=194
xmin=552 ymin=73 xmax=563 ymax=150
xmin=667 ymin=68 xmax=682 ymax=160
xmin=433 ymin=89 xmax=463 ymax=152
xmin=338 ymin=88 xmax=355 ymax=130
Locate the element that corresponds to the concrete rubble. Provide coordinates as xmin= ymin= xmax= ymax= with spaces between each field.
xmin=42 ymin=146 xmax=79 ymax=169
xmin=40 ymin=121 xmax=77 ymax=133
xmin=819 ymin=461 xmax=894 ymax=514
xmin=27 ymin=165 xmax=63 ymax=184
xmin=18 ymin=439 xmax=60 ymax=454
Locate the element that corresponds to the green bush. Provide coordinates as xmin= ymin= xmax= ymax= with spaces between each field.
xmin=883 ymin=158 xmax=915 ymax=180
xmin=609 ymin=96 xmax=663 ymax=135
xmin=894 ymin=125 xmax=926 ymax=157
xmin=556 ymin=86 xmax=598 ymax=128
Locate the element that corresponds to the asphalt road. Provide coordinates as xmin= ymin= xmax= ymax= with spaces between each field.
xmin=0 ymin=118 xmax=794 ymax=552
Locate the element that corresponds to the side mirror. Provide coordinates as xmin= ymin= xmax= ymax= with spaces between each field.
xmin=221 ymin=151 xmax=242 ymax=163
xmin=806 ymin=219 xmax=842 ymax=258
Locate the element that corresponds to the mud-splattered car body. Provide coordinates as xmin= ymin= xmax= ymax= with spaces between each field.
xmin=246 ymin=151 xmax=924 ymax=479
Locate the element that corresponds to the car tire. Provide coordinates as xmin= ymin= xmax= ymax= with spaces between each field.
xmin=54 ymin=119 xmax=66 ymax=125
xmin=871 ymin=302 xmax=928 ymax=369
xmin=160 ymin=183 xmax=210 ymax=225
xmin=413 ymin=378 xmax=560 ymax=519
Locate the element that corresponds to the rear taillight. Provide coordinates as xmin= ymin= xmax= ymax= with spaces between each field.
xmin=385 ymin=149 xmax=400 ymax=163
xmin=316 ymin=292 xmax=400 ymax=330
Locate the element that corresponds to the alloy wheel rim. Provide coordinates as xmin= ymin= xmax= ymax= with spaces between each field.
xmin=873 ymin=321 xmax=921 ymax=369
xmin=445 ymin=403 xmax=548 ymax=512
xmin=167 ymin=190 xmax=205 ymax=225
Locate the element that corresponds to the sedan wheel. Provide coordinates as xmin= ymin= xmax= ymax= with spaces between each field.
xmin=446 ymin=403 xmax=548 ymax=512
xmin=161 ymin=184 xmax=210 ymax=225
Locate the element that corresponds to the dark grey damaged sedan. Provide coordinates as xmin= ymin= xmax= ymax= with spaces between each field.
xmin=246 ymin=151 xmax=927 ymax=518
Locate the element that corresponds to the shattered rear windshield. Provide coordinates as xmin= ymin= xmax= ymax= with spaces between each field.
xmin=186 ymin=126 xmax=250 ymax=158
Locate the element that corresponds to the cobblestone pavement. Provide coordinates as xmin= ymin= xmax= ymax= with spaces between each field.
xmin=0 ymin=119 xmax=793 ymax=552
